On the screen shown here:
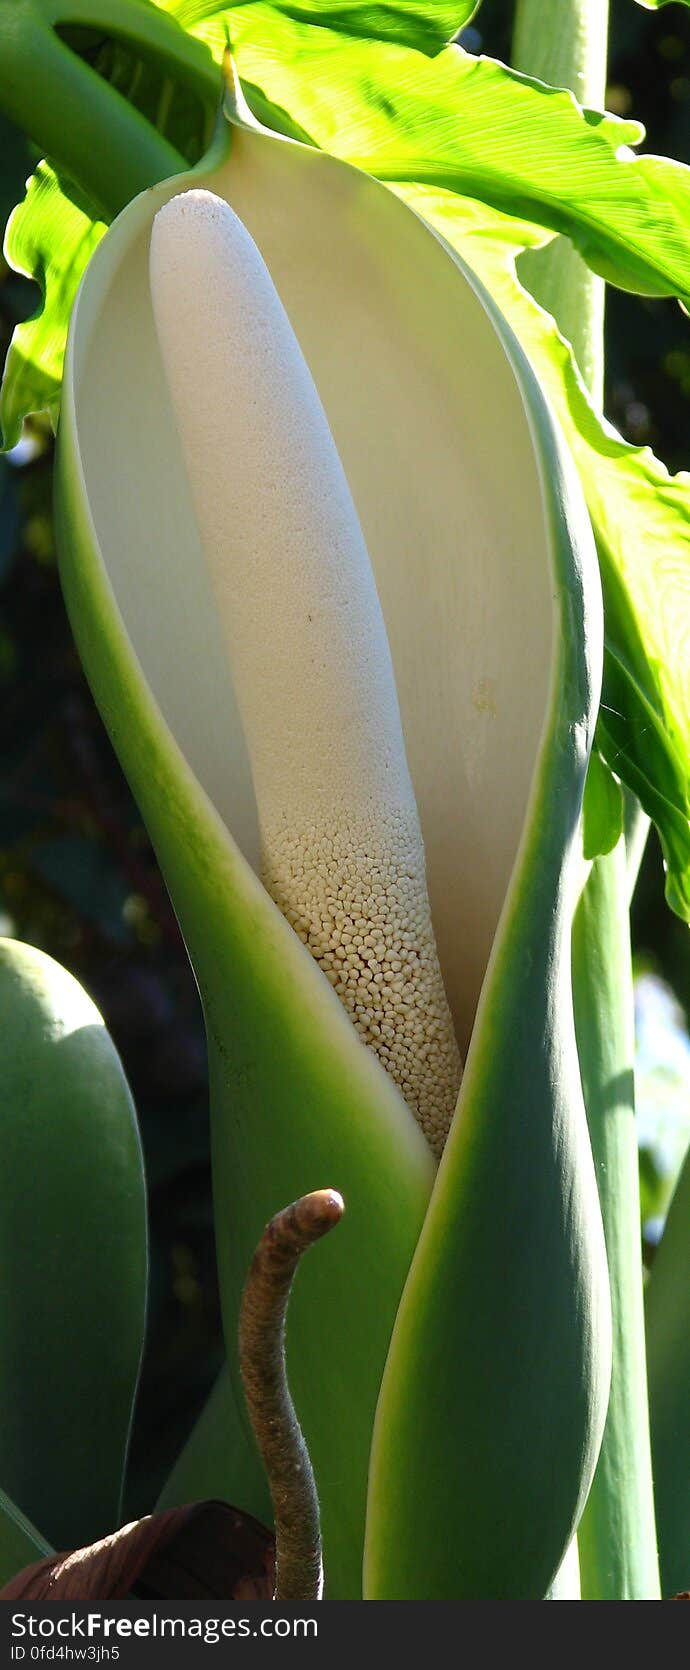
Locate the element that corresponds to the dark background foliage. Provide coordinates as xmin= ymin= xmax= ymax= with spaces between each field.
xmin=0 ymin=0 xmax=688 ymax=1515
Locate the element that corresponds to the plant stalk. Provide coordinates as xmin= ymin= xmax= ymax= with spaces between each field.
xmin=0 ymin=1 xmax=217 ymax=219
xmin=512 ymin=0 xmax=608 ymax=406
xmin=572 ymin=848 xmax=660 ymax=1597
xmin=512 ymin=0 xmax=660 ymax=1600
xmin=239 ymin=1190 xmax=344 ymax=1602
xmin=646 ymin=1142 xmax=690 ymax=1596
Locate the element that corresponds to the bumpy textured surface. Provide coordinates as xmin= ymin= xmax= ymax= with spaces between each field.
xmin=150 ymin=190 xmax=462 ymax=1152
xmin=264 ymin=811 xmax=461 ymax=1155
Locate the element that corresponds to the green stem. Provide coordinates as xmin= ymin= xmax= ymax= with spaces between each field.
xmin=645 ymin=1142 xmax=690 ymax=1596
xmin=41 ymin=0 xmax=217 ymax=101
xmin=512 ymin=0 xmax=659 ymax=1600
xmin=0 ymin=0 xmax=218 ymax=218
xmin=572 ymin=849 xmax=660 ymax=1597
xmin=511 ymin=0 xmax=608 ymax=405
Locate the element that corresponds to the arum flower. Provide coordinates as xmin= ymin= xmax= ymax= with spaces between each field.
xmin=149 ymin=187 xmax=462 ymax=1156
xmin=55 ymin=72 xmax=611 ymax=1599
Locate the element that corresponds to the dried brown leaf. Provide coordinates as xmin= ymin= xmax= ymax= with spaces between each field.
xmin=1 ymin=1500 xmax=274 ymax=1600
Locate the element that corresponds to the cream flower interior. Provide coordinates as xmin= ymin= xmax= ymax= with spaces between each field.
xmin=71 ymin=128 xmax=553 ymax=1069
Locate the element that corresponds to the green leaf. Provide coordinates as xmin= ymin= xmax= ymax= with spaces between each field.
xmin=158 ymin=0 xmax=467 ymax=55
xmin=23 ymin=5 xmax=690 ymax=321
xmin=388 ymin=182 xmax=690 ymax=922
xmin=582 ymin=752 xmax=625 ymax=861
xmin=225 ymin=20 xmax=690 ymax=304
xmin=1 ymin=162 xmax=105 ymax=449
xmin=646 ymin=1138 xmax=690 ymax=1597
xmin=0 ymin=939 xmax=147 ymax=1550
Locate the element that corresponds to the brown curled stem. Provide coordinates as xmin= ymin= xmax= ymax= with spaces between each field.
xmin=238 ymin=1189 xmax=345 ymax=1602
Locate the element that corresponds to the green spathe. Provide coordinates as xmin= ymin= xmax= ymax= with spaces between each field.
xmin=364 ymin=337 xmax=611 ymax=1596
xmin=55 ymin=88 xmax=610 ymax=1596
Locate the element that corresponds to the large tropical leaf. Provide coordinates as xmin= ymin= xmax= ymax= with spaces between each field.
xmin=223 ymin=19 xmax=690 ymax=303
xmin=6 ymin=8 xmax=690 ymax=337
xmin=1 ymin=164 xmax=105 ymax=450
xmin=156 ymin=0 xmax=468 ymax=54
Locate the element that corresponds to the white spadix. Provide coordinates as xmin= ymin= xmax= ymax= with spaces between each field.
xmin=149 ymin=188 xmax=462 ymax=1154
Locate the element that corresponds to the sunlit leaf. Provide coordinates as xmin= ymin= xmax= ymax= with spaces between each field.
xmin=582 ymin=752 xmax=624 ymax=862
xmin=155 ymin=0 xmax=467 ymax=55
xmin=0 ymin=163 xmax=105 ymax=448
xmin=224 ymin=20 xmax=690 ymax=303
